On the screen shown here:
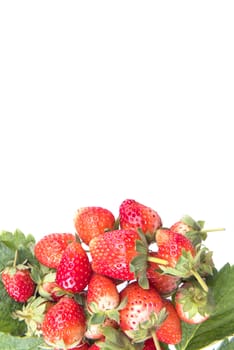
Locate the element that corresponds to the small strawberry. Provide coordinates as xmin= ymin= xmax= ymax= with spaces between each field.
xmin=155 ymin=228 xmax=210 ymax=292
xmin=87 ymin=273 xmax=120 ymax=313
xmin=74 ymin=206 xmax=116 ymax=245
xmin=41 ymin=296 xmax=86 ymax=349
xmin=143 ymin=338 xmax=167 ymax=350
xmin=156 ymin=299 xmax=182 ymax=344
xmin=89 ymin=229 xmax=140 ymax=281
xmin=175 ymin=281 xmax=214 ymax=324
xmin=34 ymin=233 xmax=76 ymax=269
xmin=119 ymin=281 xmax=165 ymax=343
xmin=146 ymin=252 xmax=181 ymax=296
xmin=156 ymin=228 xmax=196 ymax=268
xmin=1 ymin=252 xmax=36 ymax=303
xmin=119 ymin=199 xmax=162 ymax=239
xmin=56 ymin=240 xmax=92 ymax=293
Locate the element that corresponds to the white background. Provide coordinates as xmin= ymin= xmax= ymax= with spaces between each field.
xmin=0 ymin=2 xmax=233 ymax=349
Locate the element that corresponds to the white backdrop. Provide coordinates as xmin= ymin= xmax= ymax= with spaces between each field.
xmin=0 ymin=2 xmax=233 ymax=349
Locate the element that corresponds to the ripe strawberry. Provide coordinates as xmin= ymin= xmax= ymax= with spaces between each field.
xmin=89 ymin=229 xmax=140 ymax=281
xmin=34 ymin=233 xmax=75 ymax=268
xmin=142 ymin=338 xmax=167 ymax=350
xmin=1 ymin=266 xmax=35 ymax=303
xmin=156 ymin=228 xmax=196 ymax=268
xmin=87 ymin=273 xmax=120 ymax=312
xmin=119 ymin=199 xmax=162 ymax=237
xmin=74 ymin=206 xmax=116 ymax=245
xmin=56 ymin=241 xmax=92 ymax=293
xmin=156 ymin=299 xmax=182 ymax=344
xmin=175 ymin=282 xmax=213 ymax=324
xmin=41 ymin=296 xmax=86 ymax=349
xmin=146 ymin=252 xmax=180 ymax=296
xmin=119 ymin=281 xmax=164 ymax=342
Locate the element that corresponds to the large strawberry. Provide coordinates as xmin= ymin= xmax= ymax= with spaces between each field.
xmin=89 ymin=229 xmax=140 ymax=281
xmin=56 ymin=240 xmax=92 ymax=293
xmin=119 ymin=281 xmax=165 ymax=344
xmin=119 ymin=199 xmax=162 ymax=239
xmin=74 ymin=206 xmax=116 ymax=245
xmin=41 ymin=296 xmax=86 ymax=349
xmin=34 ymin=233 xmax=76 ymax=268
xmin=156 ymin=299 xmax=182 ymax=345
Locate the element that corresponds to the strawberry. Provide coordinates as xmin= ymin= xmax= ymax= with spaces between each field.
xmin=146 ymin=252 xmax=180 ymax=296
xmin=41 ymin=296 xmax=86 ymax=349
xmin=119 ymin=281 xmax=164 ymax=343
xmin=155 ymin=228 xmax=210 ymax=292
xmin=87 ymin=273 xmax=120 ymax=312
xmin=155 ymin=228 xmax=196 ymax=268
xmin=34 ymin=233 xmax=76 ymax=268
xmin=142 ymin=338 xmax=167 ymax=350
xmin=74 ymin=206 xmax=116 ymax=245
xmin=1 ymin=266 xmax=35 ymax=303
xmin=89 ymin=229 xmax=140 ymax=281
xmin=56 ymin=240 xmax=92 ymax=293
xmin=175 ymin=282 xmax=213 ymax=324
xmin=119 ymin=199 xmax=162 ymax=238
xmin=156 ymin=299 xmax=182 ymax=344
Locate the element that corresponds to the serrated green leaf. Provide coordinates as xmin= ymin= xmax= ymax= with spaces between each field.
xmin=0 ymin=332 xmax=44 ymax=350
xmin=175 ymin=263 xmax=234 ymax=350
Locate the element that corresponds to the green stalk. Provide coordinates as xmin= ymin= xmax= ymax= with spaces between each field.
xmin=151 ymin=330 xmax=161 ymax=350
xmin=147 ymin=256 xmax=168 ymax=265
xmin=191 ymin=269 xmax=208 ymax=292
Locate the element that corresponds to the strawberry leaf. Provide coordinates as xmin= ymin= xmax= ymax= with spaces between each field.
xmin=0 ymin=332 xmax=44 ymax=350
xmin=175 ymin=263 xmax=234 ymax=350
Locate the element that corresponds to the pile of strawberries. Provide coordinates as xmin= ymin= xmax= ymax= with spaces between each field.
xmin=1 ymin=199 xmax=221 ymax=350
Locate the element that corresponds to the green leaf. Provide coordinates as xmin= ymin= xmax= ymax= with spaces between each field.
xmin=0 ymin=332 xmax=44 ymax=350
xmin=175 ymin=263 xmax=234 ymax=350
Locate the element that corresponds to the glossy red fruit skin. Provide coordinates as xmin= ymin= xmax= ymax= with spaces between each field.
xmin=41 ymin=296 xmax=86 ymax=348
xmin=156 ymin=299 xmax=182 ymax=345
xmin=87 ymin=273 xmax=120 ymax=312
xmin=74 ymin=206 xmax=116 ymax=245
xmin=156 ymin=228 xmax=196 ymax=267
xmin=34 ymin=233 xmax=76 ymax=268
xmin=56 ymin=241 xmax=92 ymax=293
xmin=119 ymin=281 xmax=163 ymax=335
xmin=119 ymin=199 xmax=162 ymax=235
xmin=1 ymin=268 xmax=35 ymax=303
xmin=89 ymin=229 xmax=140 ymax=281
xmin=147 ymin=252 xmax=181 ymax=296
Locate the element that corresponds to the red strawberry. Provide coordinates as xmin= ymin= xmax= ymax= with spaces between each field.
xmin=119 ymin=281 xmax=164 ymax=342
xmin=175 ymin=282 xmax=212 ymax=324
xmin=1 ymin=267 xmax=35 ymax=303
xmin=146 ymin=252 xmax=180 ymax=296
xmin=89 ymin=229 xmax=140 ymax=281
xmin=156 ymin=228 xmax=210 ymax=292
xmin=41 ymin=296 xmax=86 ymax=349
xmin=155 ymin=228 xmax=196 ymax=268
xmin=156 ymin=299 xmax=182 ymax=344
xmin=34 ymin=233 xmax=76 ymax=268
xmin=56 ymin=241 xmax=92 ymax=293
xmin=119 ymin=199 xmax=162 ymax=237
xmin=170 ymin=221 xmax=191 ymax=235
xmin=142 ymin=338 xmax=167 ymax=350
xmin=87 ymin=273 xmax=120 ymax=312
xmin=74 ymin=206 xmax=116 ymax=245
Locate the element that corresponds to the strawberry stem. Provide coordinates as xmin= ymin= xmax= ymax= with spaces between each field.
xmin=151 ymin=330 xmax=161 ymax=350
xmin=13 ymin=250 xmax=18 ymax=268
xmin=147 ymin=256 xmax=168 ymax=266
xmin=191 ymin=269 xmax=208 ymax=292
xmin=201 ymin=227 xmax=225 ymax=233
